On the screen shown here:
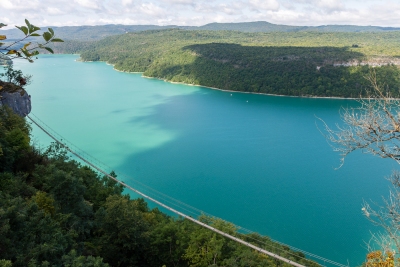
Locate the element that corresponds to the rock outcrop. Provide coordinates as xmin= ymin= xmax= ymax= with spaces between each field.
xmin=0 ymin=83 xmax=31 ymax=117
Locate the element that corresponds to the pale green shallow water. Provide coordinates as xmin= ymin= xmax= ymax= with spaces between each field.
xmin=13 ymin=54 xmax=397 ymax=266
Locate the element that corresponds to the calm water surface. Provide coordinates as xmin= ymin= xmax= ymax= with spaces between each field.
xmin=14 ymin=55 xmax=397 ymax=266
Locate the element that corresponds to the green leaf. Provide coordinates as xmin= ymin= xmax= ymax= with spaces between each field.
xmin=0 ymin=23 xmax=6 ymax=28
xmin=21 ymin=49 xmax=30 ymax=57
xmin=48 ymin=28 xmax=54 ymax=36
xmin=50 ymin=38 xmax=64 ymax=43
xmin=43 ymin=32 xmax=52 ymax=42
xmin=23 ymin=42 xmax=31 ymax=49
xmin=6 ymin=50 xmax=17 ymax=55
xmin=31 ymin=25 xmax=41 ymax=33
xmin=0 ymin=35 xmax=6 ymax=40
xmin=16 ymin=26 xmax=28 ymax=35
xmin=44 ymin=47 xmax=54 ymax=54
xmin=25 ymin=19 xmax=31 ymax=29
xmin=30 ymin=33 xmax=40 ymax=37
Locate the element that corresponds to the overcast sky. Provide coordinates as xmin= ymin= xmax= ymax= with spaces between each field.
xmin=1 ymin=0 xmax=399 ymax=29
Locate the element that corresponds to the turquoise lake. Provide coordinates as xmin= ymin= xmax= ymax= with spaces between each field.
xmin=13 ymin=54 xmax=398 ymax=266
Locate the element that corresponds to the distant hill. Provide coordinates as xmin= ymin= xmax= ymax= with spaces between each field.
xmin=2 ymin=21 xmax=400 ymax=41
xmin=2 ymin=20 xmax=400 ymax=98
xmin=306 ymin=24 xmax=400 ymax=32
xmin=1 ymin=25 xmax=172 ymax=41
xmin=190 ymin=21 xmax=305 ymax=32
xmin=192 ymin=21 xmax=400 ymax=33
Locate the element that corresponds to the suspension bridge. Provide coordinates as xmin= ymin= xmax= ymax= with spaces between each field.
xmin=27 ymin=113 xmax=350 ymax=267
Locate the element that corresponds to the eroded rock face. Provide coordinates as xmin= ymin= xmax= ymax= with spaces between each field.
xmin=0 ymin=89 xmax=31 ymax=117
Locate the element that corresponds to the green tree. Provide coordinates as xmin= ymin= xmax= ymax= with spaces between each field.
xmin=62 ymin=250 xmax=109 ymax=267
xmin=0 ymin=106 xmax=31 ymax=171
xmin=32 ymin=191 xmax=55 ymax=216
xmin=0 ymin=260 xmax=12 ymax=267
xmin=183 ymin=216 xmax=237 ymax=267
xmin=0 ymin=65 xmax=31 ymax=86
xmin=94 ymin=195 xmax=151 ymax=266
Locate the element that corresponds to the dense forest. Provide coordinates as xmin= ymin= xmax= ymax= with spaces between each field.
xmin=3 ymin=21 xmax=400 ymax=41
xmin=70 ymin=29 xmax=400 ymax=97
xmin=0 ymin=105 xmax=320 ymax=266
xmin=3 ymin=22 xmax=400 ymax=97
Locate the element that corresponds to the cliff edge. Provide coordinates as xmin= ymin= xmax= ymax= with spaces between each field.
xmin=0 ymin=81 xmax=31 ymax=117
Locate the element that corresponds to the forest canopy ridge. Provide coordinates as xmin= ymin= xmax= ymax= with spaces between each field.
xmin=2 ymin=20 xmax=400 ymax=41
xmin=65 ymin=29 xmax=400 ymax=98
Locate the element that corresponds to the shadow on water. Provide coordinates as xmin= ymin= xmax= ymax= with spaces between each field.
xmin=114 ymin=87 xmax=394 ymax=266
xmin=19 ymin=53 xmax=396 ymax=266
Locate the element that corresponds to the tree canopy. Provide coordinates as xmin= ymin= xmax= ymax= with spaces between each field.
xmin=55 ymin=29 xmax=400 ymax=98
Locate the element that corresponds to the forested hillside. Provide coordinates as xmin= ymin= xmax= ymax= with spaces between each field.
xmin=0 ymin=106 xmax=319 ymax=266
xmin=2 ymin=21 xmax=400 ymax=41
xmin=192 ymin=21 xmax=400 ymax=33
xmin=76 ymin=29 xmax=400 ymax=97
xmin=1 ymin=25 xmax=170 ymax=41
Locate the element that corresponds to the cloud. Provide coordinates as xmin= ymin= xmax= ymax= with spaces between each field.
xmin=0 ymin=0 xmax=399 ymax=29
xmin=46 ymin=7 xmax=66 ymax=15
xmin=192 ymin=2 xmax=217 ymax=14
xmin=279 ymin=0 xmax=346 ymax=13
xmin=216 ymin=1 xmax=247 ymax=15
xmin=0 ymin=0 xmax=14 ymax=9
xmin=361 ymin=1 xmax=400 ymax=25
xmin=122 ymin=0 xmax=134 ymax=5
xmin=314 ymin=0 xmax=346 ymax=13
xmin=160 ymin=0 xmax=196 ymax=5
xmin=73 ymin=0 xmax=103 ymax=10
xmin=0 ymin=0 xmax=41 ymax=11
xmin=249 ymin=0 xmax=280 ymax=11
xmin=139 ymin=2 xmax=167 ymax=17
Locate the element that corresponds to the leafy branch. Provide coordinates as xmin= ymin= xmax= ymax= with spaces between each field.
xmin=0 ymin=19 xmax=63 ymax=63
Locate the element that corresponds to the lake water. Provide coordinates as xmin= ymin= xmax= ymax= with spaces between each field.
xmin=13 ymin=54 xmax=397 ymax=266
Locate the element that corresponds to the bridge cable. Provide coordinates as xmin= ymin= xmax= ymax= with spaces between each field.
xmin=27 ymin=114 xmax=349 ymax=267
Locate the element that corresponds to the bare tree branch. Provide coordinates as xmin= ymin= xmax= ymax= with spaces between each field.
xmin=322 ymin=70 xmax=400 ymax=264
xmin=322 ymin=70 xmax=400 ymax=166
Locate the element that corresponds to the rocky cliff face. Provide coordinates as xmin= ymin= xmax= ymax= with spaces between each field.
xmin=0 ymin=88 xmax=31 ymax=117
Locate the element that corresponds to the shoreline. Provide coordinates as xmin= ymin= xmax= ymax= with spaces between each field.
xmin=79 ymin=57 xmax=358 ymax=100
xmin=141 ymin=75 xmax=358 ymax=100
